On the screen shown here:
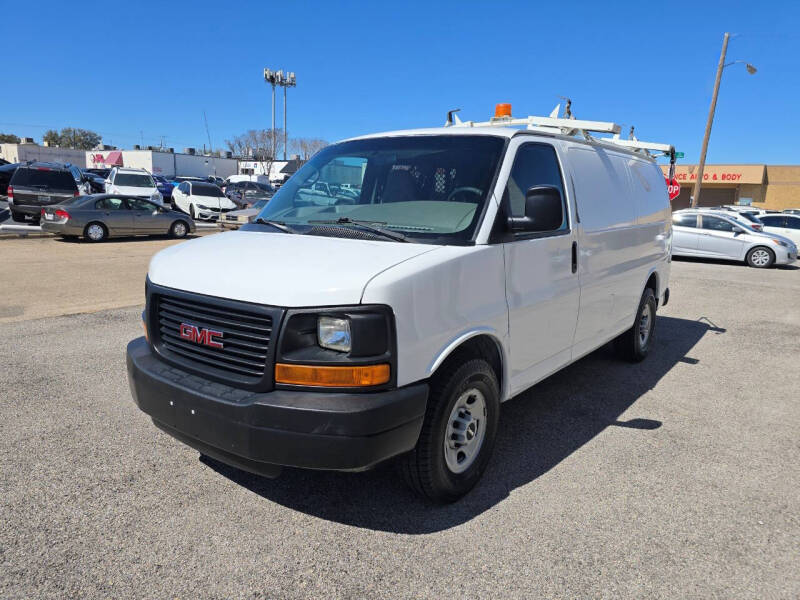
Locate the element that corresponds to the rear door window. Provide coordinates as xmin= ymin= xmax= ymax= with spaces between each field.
xmin=785 ymin=217 xmax=800 ymax=230
xmin=10 ymin=168 xmax=77 ymax=190
xmin=760 ymin=216 xmax=786 ymax=227
xmin=95 ymin=197 xmax=126 ymax=210
xmin=673 ymin=214 xmax=698 ymax=228
xmin=701 ymin=215 xmax=736 ymax=232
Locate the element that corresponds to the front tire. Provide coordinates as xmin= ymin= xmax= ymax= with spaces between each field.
xmin=84 ymin=222 xmax=107 ymax=242
xmin=169 ymin=220 xmax=189 ymax=238
xmin=746 ymin=246 xmax=774 ymax=268
xmin=614 ymin=287 xmax=657 ymax=362
xmin=400 ymin=358 xmax=499 ymax=503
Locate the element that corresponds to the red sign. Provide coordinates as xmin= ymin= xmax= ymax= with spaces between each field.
xmin=665 ymin=177 xmax=681 ymax=201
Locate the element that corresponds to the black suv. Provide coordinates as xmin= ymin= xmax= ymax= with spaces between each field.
xmin=7 ymin=162 xmax=79 ymax=223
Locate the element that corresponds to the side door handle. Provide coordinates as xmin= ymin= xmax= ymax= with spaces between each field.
xmin=571 ymin=241 xmax=578 ymax=274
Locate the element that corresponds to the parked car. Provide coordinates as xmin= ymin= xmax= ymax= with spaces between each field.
xmin=128 ymin=120 xmax=675 ymax=502
xmin=7 ymin=162 xmax=80 ymax=223
xmin=758 ymin=213 xmax=800 ymax=245
xmin=224 ymin=180 xmax=275 ymax=206
xmin=222 ymin=197 xmax=269 ymax=228
xmin=0 ymin=162 xmax=19 ymax=197
xmin=672 ymin=209 xmax=796 ymax=268
xmin=171 ymin=181 xmax=237 ymax=220
xmin=206 ymin=176 xmax=225 ymax=187
xmin=693 ymin=206 xmax=764 ymax=231
xmin=81 ymin=169 xmax=107 ymax=193
xmin=40 ymin=194 xmax=194 ymax=242
xmin=171 ymin=176 xmax=206 ymax=187
xmin=152 ymin=175 xmax=174 ymax=202
xmin=105 ymin=167 xmax=163 ymax=205
xmin=782 ymin=208 xmax=800 ymax=215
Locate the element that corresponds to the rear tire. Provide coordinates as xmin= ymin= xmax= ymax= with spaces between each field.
xmin=746 ymin=246 xmax=774 ymax=268
xmin=84 ymin=222 xmax=107 ymax=242
xmin=11 ymin=210 xmax=26 ymax=223
xmin=400 ymin=358 xmax=499 ymax=503
xmin=170 ymin=220 xmax=189 ymax=238
xmin=614 ymin=288 xmax=657 ymax=362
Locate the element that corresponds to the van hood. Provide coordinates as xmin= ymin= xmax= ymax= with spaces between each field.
xmin=148 ymin=230 xmax=442 ymax=307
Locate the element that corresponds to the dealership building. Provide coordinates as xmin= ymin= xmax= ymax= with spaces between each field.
xmin=86 ymin=148 xmax=238 ymax=179
xmin=660 ymin=164 xmax=800 ymax=211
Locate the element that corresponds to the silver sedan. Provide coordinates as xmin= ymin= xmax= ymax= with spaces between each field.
xmin=40 ymin=194 xmax=196 ymax=242
xmin=672 ymin=209 xmax=797 ymax=268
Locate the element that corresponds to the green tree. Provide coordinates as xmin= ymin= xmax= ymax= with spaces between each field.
xmin=42 ymin=127 xmax=102 ymax=150
xmin=0 ymin=132 xmax=20 ymax=143
xmin=43 ymin=130 xmax=61 ymax=146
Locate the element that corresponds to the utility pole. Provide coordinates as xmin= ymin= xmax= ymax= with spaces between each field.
xmin=691 ymin=33 xmax=729 ymax=207
xmin=282 ymin=72 xmax=296 ymax=160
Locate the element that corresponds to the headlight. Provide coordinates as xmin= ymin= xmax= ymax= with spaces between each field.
xmin=318 ymin=316 xmax=351 ymax=352
xmin=772 ymin=238 xmax=790 ymax=248
xmin=197 ymin=204 xmax=210 ymax=210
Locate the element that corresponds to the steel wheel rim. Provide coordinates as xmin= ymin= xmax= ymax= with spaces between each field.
xmin=174 ymin=222 xmax=187 ymax=237
xmin=444 ymin=387 xmax=487 ymax=474
xmin=752 ymin=249 xmax=770 ymax=266
xmin=639 ymin=303 xmax=653 ymax=347
xmin=87 ymin=224 xmax=104 ymax=240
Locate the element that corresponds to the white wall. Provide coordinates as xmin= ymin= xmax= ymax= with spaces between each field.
xmin=84 ymin=150 xmax=238 ymax=178
xmin=1 ymin=143 xmax=87 ymax=167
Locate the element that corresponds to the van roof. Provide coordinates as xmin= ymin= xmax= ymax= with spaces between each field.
xmin=342 ymin=126 xmax=659 ymax=161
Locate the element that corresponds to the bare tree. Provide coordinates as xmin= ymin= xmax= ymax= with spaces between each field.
xmin=290 ymin=137 xmax=329 ymax=161
xmin=225 ymin=129 xmax=285 ymax=176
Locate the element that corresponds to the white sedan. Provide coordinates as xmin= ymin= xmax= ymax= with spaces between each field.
xmin=171 ymin=181 xmax=237 ymax=221
xmin=758 ymin=213 xmax=800 ymax=245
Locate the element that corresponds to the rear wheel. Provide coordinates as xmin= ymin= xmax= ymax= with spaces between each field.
xmin=614 ymin=288 xmax=657 ymax=362
xmin=746 ymin=246 xmax=774 ymax=268
xmin=11 ymin=210 xmax=26 ymax=223
xmin=400 ymin=358 xmax=499 ymax=503
xmin=170 ymin=220 xmax=189 ymax=238
xmin=84 ymin=222 xmax=107 ymax=242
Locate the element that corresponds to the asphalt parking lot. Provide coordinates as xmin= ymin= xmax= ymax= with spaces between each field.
xmin=1 ymin=236 xmax=799 ymax=599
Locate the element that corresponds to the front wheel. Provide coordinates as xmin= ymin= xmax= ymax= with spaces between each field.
xmin=746 ymin=246 xmax=775 ymax=268
xmin=400 ymin=358 xmax=499 ymax=503
xmin=614 ymin=288 xmax=657 ymax=362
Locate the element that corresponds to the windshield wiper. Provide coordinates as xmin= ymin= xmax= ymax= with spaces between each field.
xmin=253 ymin=218 xmax=298 ymax=234
xmin=309 ymin=217 xmax=409 ymax=242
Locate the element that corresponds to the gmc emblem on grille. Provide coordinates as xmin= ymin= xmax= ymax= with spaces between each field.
xmin=179 ymin=323 xmax=223 ymax=349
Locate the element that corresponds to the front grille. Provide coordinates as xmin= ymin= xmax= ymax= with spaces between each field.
xmin=154 ymin=292 xmax=273 ymax=383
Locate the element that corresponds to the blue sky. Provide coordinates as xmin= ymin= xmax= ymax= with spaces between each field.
xmin=2 ymin=0 xmax=798 ymax=164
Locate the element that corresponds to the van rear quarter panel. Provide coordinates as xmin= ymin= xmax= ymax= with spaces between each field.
xmin=568 ymin=145 xmax=669 ymax=356
xmin=360 ymin=245 xmax=509 ymax=392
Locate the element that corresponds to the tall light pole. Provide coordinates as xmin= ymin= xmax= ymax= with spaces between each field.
xmin=691 ymin=33 xmax=757 ymax=207
xmin=281 ymin=72 xmax=296 ymax=160
xmin=263 ymin=67 xmax=279 ymax=145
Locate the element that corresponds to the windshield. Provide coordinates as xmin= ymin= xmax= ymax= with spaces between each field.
xmin=115 ymin=173 xmax=154 ymax=187
xmin=253 ymin=135 xmax=505 ymax=244
xmin=193 ymin=184 xmax=224 ymax=197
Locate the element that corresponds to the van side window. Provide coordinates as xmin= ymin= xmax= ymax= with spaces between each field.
xmin=505 ymin=144 xmax=567 ymax=231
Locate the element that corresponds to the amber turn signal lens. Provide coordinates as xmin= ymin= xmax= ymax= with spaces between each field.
xmin=275 ymin=363 xmax=390 ymax=387
xmin=494 ymin=103 xmax=512 ymax=118
xmin=142 ymin=319 xmax=149 ymax=342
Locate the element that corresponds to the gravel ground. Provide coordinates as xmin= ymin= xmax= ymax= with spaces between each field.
xmin=1 ymin=259 xmax=798 ymax=599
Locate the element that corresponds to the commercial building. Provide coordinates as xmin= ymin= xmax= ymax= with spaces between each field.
xmin=0 ymin=142 xmax=87 ymax=167
xmin=238 ymin=156 xmax=303 ymax=183
xmin=86 ymin=149 xmax=238 ymax=179
xmin=660 ymin=164 xmax=800 ymax=211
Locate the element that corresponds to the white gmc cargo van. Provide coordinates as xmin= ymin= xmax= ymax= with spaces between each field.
xmin=127 ymin=107 xmax=673 ymax=502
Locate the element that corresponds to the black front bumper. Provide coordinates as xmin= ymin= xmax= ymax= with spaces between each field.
xmin=126 ymin=338 xmax=428 ymax=476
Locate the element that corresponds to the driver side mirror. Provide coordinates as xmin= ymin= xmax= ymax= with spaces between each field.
xmin=508 ymin=186 xmax=564 ymax=232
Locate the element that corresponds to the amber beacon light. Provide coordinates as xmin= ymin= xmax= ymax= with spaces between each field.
xmin=275 ymin=363 xmax=391 ymax=387
xmin=494 ymin=103 xmax=512 ymax=118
